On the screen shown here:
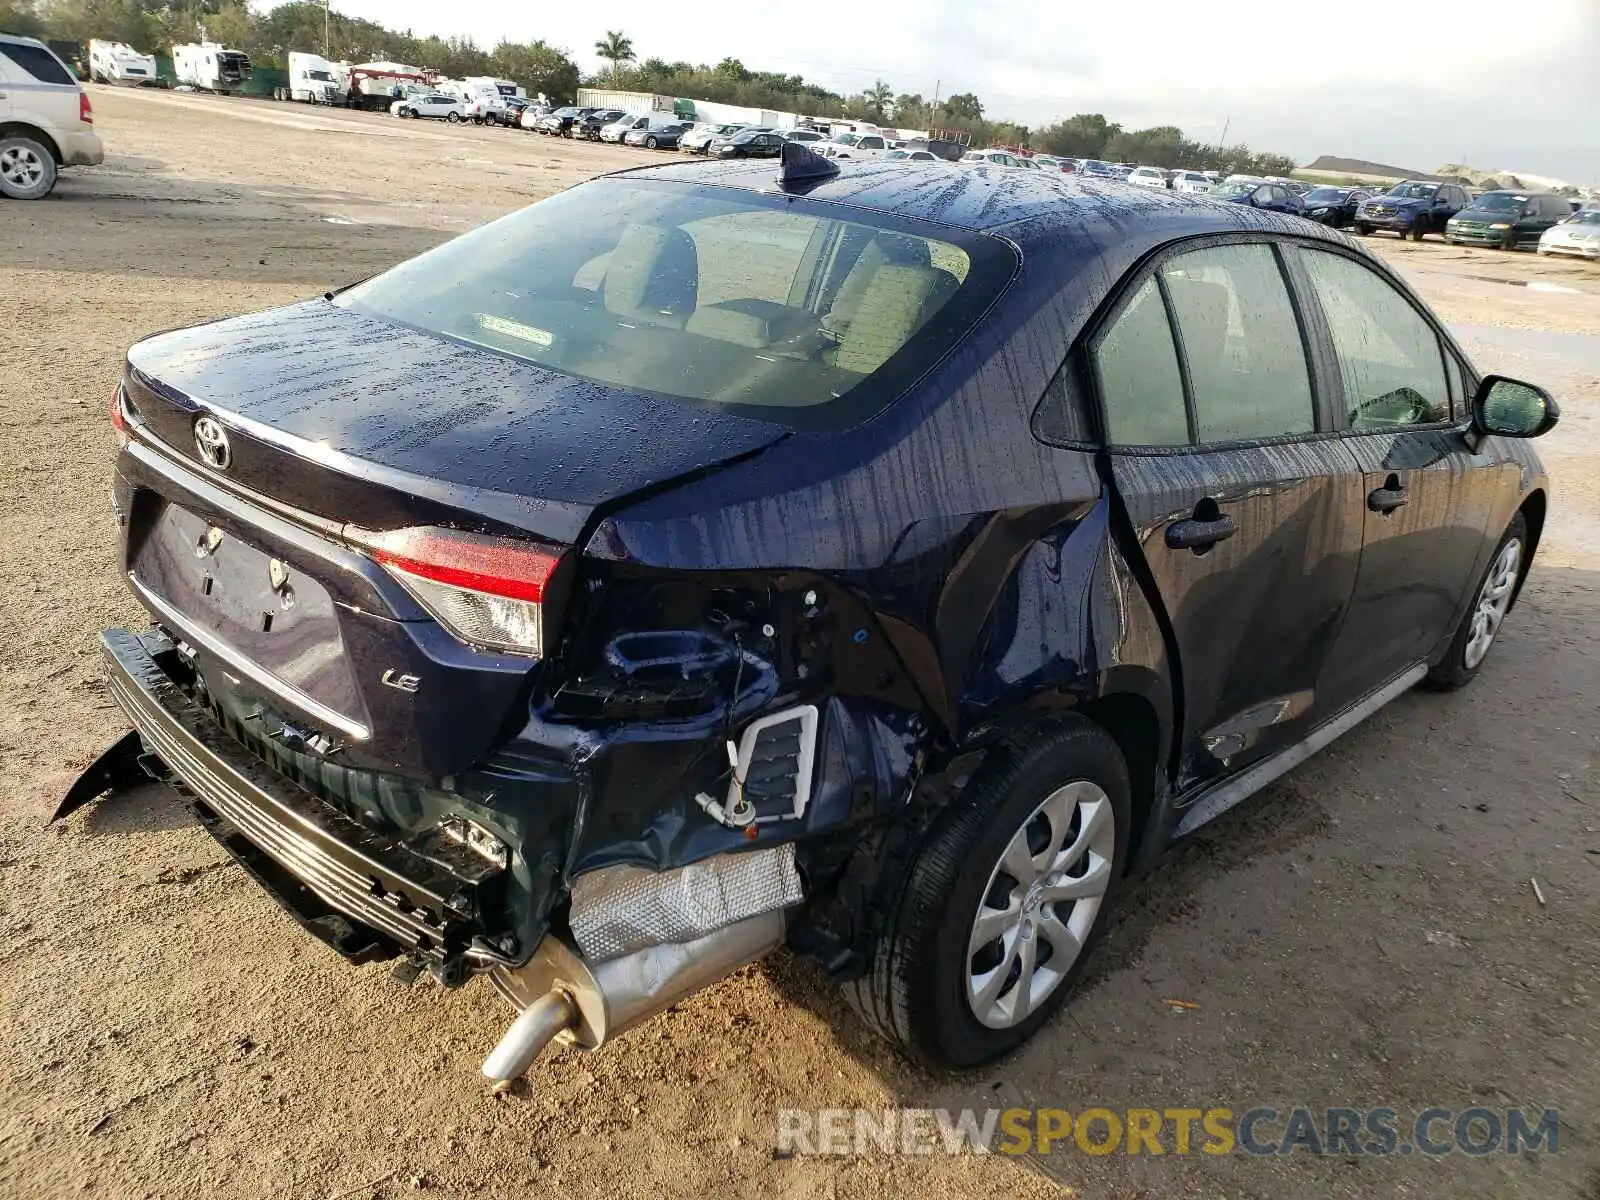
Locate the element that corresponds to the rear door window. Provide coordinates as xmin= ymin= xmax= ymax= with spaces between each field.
xmin=0 ymin=41 xmax=75 ymax=84
xmin=1160 ymin=244 xmax=1315 ymax=442
xmin=1298 ymin=249 xmax=1449 ymax=429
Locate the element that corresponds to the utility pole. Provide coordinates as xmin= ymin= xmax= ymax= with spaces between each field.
xmin=1218 ymin=116 xmax=1230 ymax=150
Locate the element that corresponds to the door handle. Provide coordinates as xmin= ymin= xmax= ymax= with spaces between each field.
xmin=1165 ymin=514 xmax=1238 ymax=551
xmin=1368 ymin=474 xmax=1409 ymax=513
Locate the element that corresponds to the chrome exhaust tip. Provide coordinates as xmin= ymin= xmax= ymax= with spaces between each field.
xmin=481 ymin=909 xmax=786 ymax=1088
xmin=480 ymin=989 xmax=577 ymax=1092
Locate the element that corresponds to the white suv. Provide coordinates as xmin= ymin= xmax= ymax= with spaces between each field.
xmin=0 ymin=34 xmax=104 ymax=199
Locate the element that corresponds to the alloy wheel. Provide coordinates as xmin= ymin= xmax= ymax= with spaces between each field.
xmin=1 ymin=144 xmax=45 ymax=190
xmin=966 ymin=781 xmax=1115 ymax=1029
xmin=1464 ymin=538 xmax=1521 ymax=669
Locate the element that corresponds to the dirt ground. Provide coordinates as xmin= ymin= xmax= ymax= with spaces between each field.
xmin=2 ymin=88 xmax=1597 ymax=1200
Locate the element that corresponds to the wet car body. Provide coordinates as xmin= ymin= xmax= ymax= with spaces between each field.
xmin=71 ymin=159 xmax=1555 ymax=1078
xmin=1355 ymin=180 xmax=1470 ymax=239
xmin=1302 ymin=186 xmax=1370 ymax=227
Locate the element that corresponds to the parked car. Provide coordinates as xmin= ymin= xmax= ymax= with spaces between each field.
xmin=1033 ymin=155 xmax=1077 ymax=174
xmin=1354 ymin=181 xmax=1470 ymax=240
xmin=822 ymin=131 xmax=891 ymax=159
xmin=575 ymin=109 xmax=628 ymax=140
xmin=1446 ymin=191 xmax=1573 ymax=251
xmin=1127 ymin=166 xmax=1169 ymax=189
xmin=1213 ymin=179 xmax=1306 ymax=215
xmin=517 ymin=104 xmax=552 ymax=130
xmin=783 ymin=129 xmax=827 ymax=144
xmin=1170 ymin=170 xmax=1212 ymax=195
xmin=886 ymin=149 xmax=940 ymax=161
xmin=681 ymin=122 xmax=750 ymax=154
xmin=710 ymin=128 xmax=786 ymax=157
xmin=536 ymin=106 xmax=593 ymax=136
xmin=0 ymin=33 xmax=103 ymax=199
xmin=70 ymin=163 xmax=1557 ymax=1088
xmin=1077 ymin=159 xmax=1119 ymax=179
xmin=1538 ymin=208 xmax=1600 ymax=259
xmin=1267 ymin=176 xmax=1310 ymax=196
xmin=391 ymin=93 xmax=466 ymax=122
xmin=1301 ymin=186 xmax=1370 ymax=227
xmin=624 ymin=122 xmax=691 ymax=150
xmin=961 ymin=149 xmax=1027 ymax=168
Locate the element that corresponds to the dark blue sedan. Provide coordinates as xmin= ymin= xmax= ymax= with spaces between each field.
xmin=72 ymin=155 xmax=1557 ymax=1082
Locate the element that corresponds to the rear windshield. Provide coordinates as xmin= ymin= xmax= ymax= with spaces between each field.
xmin=1471 ymin=193 xmax=1528 ymax=211
xmin=334 ymin=178 xmax=1015 ymax=430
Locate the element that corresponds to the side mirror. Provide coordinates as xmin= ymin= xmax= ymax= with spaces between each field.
xmin=1473 ymin=375 xmax=1559 ymax=438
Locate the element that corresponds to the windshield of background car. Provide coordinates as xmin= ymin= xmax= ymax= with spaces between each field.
xmin=1305 ymin=188 xmax=1349 ymax=202
xmin=333 ymin=179 xmax=1016 ymax=431
xmin=1471 ymin=193 xmax=1529 ymax=212
xmin=1388 ymin=183 xmax=1438 ymax=199
xmin=1217 ymin=182 xmax=1254 ymax=197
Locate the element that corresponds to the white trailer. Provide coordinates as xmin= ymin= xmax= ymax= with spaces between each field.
xmin=171 ymin=42 xmax=252 ymax=93
xmin=287 ymin=51 xmax=342 ymax=103
xmin=346 ymin=61 xmax=431 ymax=111
xmin=88 ymin=40 xmax=157 ymax=87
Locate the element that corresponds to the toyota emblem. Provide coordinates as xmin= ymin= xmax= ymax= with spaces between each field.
xmin=193 ymin=416 xmax=232 ymax=471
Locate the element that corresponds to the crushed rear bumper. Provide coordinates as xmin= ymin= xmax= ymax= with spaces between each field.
xmin=90 ymin=627 xmax=509 ymax=980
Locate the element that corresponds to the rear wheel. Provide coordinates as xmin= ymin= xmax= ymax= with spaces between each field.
xmin=1409 ymin=219 xmax=1428 ymax=242
xmin=645 ymin=135 xmax=659 ymax=149
xmin=0 ymin=135 xmax=57 ymax=201
xmin=1355 ymin=223 xmax=1372 ymax=236
xmin=845 ymin=718 xmax=1130 ymax=1068
xmin=446 ymin=111 xmax=461 ymax=124
xmin=1425 ymin=514 xmax=1526 ymax=690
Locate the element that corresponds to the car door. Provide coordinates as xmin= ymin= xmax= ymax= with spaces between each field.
xmin=0 ymin=51 xmax=14 ymax=123
xmin=1292 ymin=244 xmax=1501 ymax=709
xmin=1093 ymin=239 xmax=1366 ymax=787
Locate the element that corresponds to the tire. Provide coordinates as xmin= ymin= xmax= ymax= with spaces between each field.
xmin=645 ymin=135 xmax=658 ymax=149
xmin=1355 ymin=223 xmax=1372 ymax=236
xmin=845 ymin=717 xmax=1131 ymax=1068
xmin=1424 ymin=513 xmax=1527 ymax=691
xmin=0 ymin=135 xmax=58 ymax=200
xmin=446 ymin=111 xmax=461 ymax=124
xmin=1501 ymin=231 xmax=1517 ymax=252
xmin=1409 ymin=220 xmax=1428 ymax=242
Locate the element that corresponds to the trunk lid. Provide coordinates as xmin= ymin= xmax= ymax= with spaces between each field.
xmin=118 ymin=300 xmax=786 ymax=783
xmin=124 ymin=298 xmax=786 ymax=544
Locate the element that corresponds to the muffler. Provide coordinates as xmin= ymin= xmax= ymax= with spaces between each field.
xmin=482 ymin=909 xmax=787 ymax=1088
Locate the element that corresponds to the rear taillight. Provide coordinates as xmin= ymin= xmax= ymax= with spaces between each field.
xmin=349 ymin=525 xmax=563 ymax=658
xmin=110 ymin=385 xmax=128 ymax=446
xmin=80 ymin=92 xmax=93 ymax=125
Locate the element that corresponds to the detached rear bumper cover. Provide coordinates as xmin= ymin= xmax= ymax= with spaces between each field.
xmin=96 ymin=628 xmax=500 ymax=969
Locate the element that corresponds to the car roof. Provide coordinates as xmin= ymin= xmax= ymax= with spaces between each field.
xmin=603 ymin=159 xmax=1354 ymax=246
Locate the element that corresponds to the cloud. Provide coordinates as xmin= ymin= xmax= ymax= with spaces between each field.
xmin=306 ymin=0 xmax=1600 ymax=180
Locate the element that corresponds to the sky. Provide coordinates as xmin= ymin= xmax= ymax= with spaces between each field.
xmin=307 ymin=0 xmax=1600 ymax=183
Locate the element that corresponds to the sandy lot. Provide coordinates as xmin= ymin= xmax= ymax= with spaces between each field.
xmin=2 ymin=88 xmax=1597 ymax=1200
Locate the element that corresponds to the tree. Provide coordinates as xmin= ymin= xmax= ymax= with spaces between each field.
xmin=715 ymin=56 xmax=747 ymax=80
xmin=894 ymin=93 xmax=927 ymax=127
xmin=0 ymin=0 xmax=48 ymax=36
xmin=1035 ymin=113 xmax=1120 ymax=158
xmin=491 ymin=39 xmax=580 ymax=103
xmin=941 ymin=92 xmax=984 ymax=121
xmin=593 ymin=29 xmax=633 ymax=78
xmin=861 ymin=79 xmax=892 ymax=121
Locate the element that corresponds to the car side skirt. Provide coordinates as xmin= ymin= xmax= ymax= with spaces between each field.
xmin=1171 ymin=661 xmax=1427 ymax=837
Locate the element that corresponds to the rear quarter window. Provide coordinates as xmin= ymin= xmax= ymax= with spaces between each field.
xmin=0 ymin=41 xmax=75 ymax=84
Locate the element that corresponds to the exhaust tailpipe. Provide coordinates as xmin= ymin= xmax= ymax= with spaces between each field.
xmin=480 ymin=989 xmax=577 ymax=1091
xmin=482 ymin=910 xmax=785 ymax=1087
